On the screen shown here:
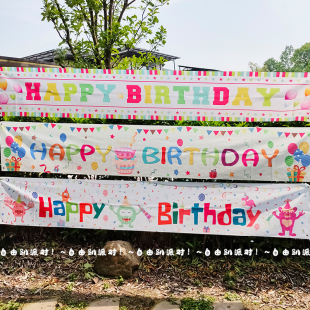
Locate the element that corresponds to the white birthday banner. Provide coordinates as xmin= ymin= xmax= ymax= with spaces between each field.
xmin=0 ymin=178 xmax=309 ymax=239
xmin=1 ymin=122 xmax=310 ymax=182
xmin=1 ymin=68 xmax=310 ymax=122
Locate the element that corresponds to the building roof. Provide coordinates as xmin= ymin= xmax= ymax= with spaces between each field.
xmin=24 ymin=48 xmax=179 ymax=63
xmin=0 ymin=55 xmax=60 ymax=68
xmin=179 ymin=65 xmax=219 ymax=71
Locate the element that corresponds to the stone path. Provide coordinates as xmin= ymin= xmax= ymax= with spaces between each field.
xmin=18 ymin=298 xmax=246 ymax=309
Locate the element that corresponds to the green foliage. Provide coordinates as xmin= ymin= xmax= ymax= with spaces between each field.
xmin=102 ymin=283 xmax=110 ymax=289
xmin=115 ymin=275 xmax=125 ymax=286
xmin=83 ymin=262 xmax=96 ymax=280
xmin=224 ymin=292 xmax=241 ymax=301
xmin=0 ymin=301 xmax=20 ymax=310
xmin=251 ymin=42 xmax=310 ymax=72
xmin=41 ymin=0 xmax=169 ymax=69
xmin=181 ymin=296 xmax=215 ymax=310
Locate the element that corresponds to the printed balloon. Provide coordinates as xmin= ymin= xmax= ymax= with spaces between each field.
xmin=301 ymin=155 xmax=310 ymax=167
xmin=18 ymin=147 xmax=26 ymax=158
xmin=198 ymin=193 xmax=205 ymax=201
xmin=10 ymin=142 xmax=19 ymax=153
xmin=305 ymin=87 xmax=310 ymax=97
xmin=285 ymin=156 xmax=294 ymax=166
xmin=5 ymin=136 xmax=13 ymax=147
xmin=0 ymin=93 xmax=9 ymax=104
xmin=294 ymin=101 xmax=300 ymax=107
xmin=13 ymin=83 xmax=22 ymax=93
xmin=103 ymin=190 xmax=108 ymax=197
xmin=288 ymin=143 xmax=298 ymax=155
xmin=0 ymin=78 xmax=7 ymax=90
xmin=299 ymin=142 xmax=309 ymax=154
xmin=32 ymin=192 xmax=38 ymax=199
xmin=3 ymin=147 xmax=11 ymax=158
xmin=285 ymin=90 xmax=297 ymax=100
xmin=60 ymin=133 xmax=67 ymax=142
xmin=14 ymin=135 xmax=23 ymax=146
xmin=10 ymin=94 xmax=16 ymax=100
xmin=301 ymin=99 xmax=310 ymax=110
xmin=268 ymin=141 xmax=274 ymax=148
xmin=284 ymin=101 xmax=291 ymax=108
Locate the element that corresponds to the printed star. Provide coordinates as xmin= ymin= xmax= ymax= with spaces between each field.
xmin=186 ymin=171 xmax=190 ymax=175
xmin=110 ymin=134 xmax=115 ymax=139
xmin=199 ymin=136 xmax=204 ymax=140
xmin=77 ymin=166 xmax=82 ymax=170
xmin=229 ymin=172 xmax=234 ymax=177
xmin=32 ymin=135 xmax=37 ymax=140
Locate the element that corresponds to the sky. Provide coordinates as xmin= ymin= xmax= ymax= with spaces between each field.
xmin=1 ymin=0 xmax=310 ymax=71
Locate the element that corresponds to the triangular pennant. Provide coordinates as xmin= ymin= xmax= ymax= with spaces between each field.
xmin=117 ymin=125 xmax=123 ymax=130
xmin=70 ymin=127 xmax=75 ymax=132
xmin=214 ymin=131 xmax=219 ymax=135
xmin=157 ymin=129 xmax=162 ymax=134
xmin=299 ymin=133 xmax=305 ymax=138
xmin=77 ymin=128 xmax=82 ymax=132
xmin=89 ymin=128 xmax=94 ymax=132
xmin=292 ymin=133 xmax=297 ymax=138
xmin=31 ymin=126 xmax=36 ymax=130
xmin=242 ymin=129 xmax=247 ymax=134
xmin=170 ymin=128 xmax=176 ymax=133
xmin=96 ymin=127 xmax=101 ymax=132
xmin=102 ymin=126 xmax=107 ymax=130
xmin=6 ymin=127 xmax=11 ymax=131
xmin=19 ymin=127 xmax=24 ymax=131
xmin=220 ymin=131 xmax=226 ymax=136
xmin=150 ymin=130 xmax=155 ymax=135
xmin=207 ymin=130 xmax=212 ymax=135
xmin=227 ymin=131 xmax=233 ymax=135
xmin=164 ymin=129 xmax=169 ymax=134
xmin=285 ymin=133 xmax=290 ymax=137
xmin=124 ymin=127 xmax=129 ymax=132
xmin=235 ymin=130 xmax=240 ymax=135
xmin=248 ymin=128 xmax=254 ymax=132
xmin=256 ymin=128 xmax=262 ymax=133
xmin=186 ymin=127 xmax=192 ymax=132
xmin=83 ymin=128 xmax=88 ymax=132
xmin=109 ymin=125 xmax=114 ymax=130
xmin=44 ymin=123 xmax=49 ymax=128
xmin=264 ymin=129 xmax=269 ymax=134
xmin=51 ymin=124 xmax=56 ymax=128
xmin=143 ymin=129 xmax=149 ymax=134
xmin=137 ymin=129 xmax=142 ymax=134
xmin=57 ymin=125 xmax=62 ymax=129
xmin=277 ymin=132 xmax=283 ymax=137
xmin=13 ymin=127 xmax=18 ymax=132
xmin=193 ymin=128 xmax=198 ymax=133
xmin=177 ymin=127 xmax=182 ymax=132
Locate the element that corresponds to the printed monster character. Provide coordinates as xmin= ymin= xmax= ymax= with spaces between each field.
xmin=57 ymin=188 xmax=71 ymax=202
xmin=272 ymin=199 xmax=305 ymax=237
xmin=4 ymin=195 xmax=34 ymax=223
xmin=110 ymin=196 xmax=141 ymax=228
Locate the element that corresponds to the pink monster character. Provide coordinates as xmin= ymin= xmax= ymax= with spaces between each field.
xmin=5 ymin=195 xmax=34 ymax=223
xmin=241 ymin=194 xmax=256 ymax=210
xmin=272 ymin=199 xmax=305 ymax=237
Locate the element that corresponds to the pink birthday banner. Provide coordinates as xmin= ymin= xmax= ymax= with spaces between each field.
xmin=0 ymin=68 xmax=310 ymax=122
xmin=0 ymin=178 xmax=309 ymax=239
xmin=1 ymin=122 xmax=310 ymax=182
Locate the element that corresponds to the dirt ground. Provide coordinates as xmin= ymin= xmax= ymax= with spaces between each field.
xmin=0 ymin=240 xmax=309 ymax=309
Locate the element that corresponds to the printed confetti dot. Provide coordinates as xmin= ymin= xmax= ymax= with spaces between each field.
xmin=268 ymin=141 xmax=274 ymax=148
xmin=198 ymin=193 xmax=205 ymax=201
xmin=177 ymin=139 xmax=183 ymax=146
xmin=31 ymin=165 xmax=35 ymax=169
xmin=91 ymin=162 xmax=98 ymax=170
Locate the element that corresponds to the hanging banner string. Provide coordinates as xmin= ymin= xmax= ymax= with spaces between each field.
xmin=0 ymin=178 xmax=309 ymax=239
xmin=0 ymin=69 xmax=310 ymax=122
xmin=1 ymin=122 xmax=310 ymax=182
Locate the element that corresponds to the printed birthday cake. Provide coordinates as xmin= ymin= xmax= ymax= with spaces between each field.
xmin=114 ymin=146 xmax=137 ymax=174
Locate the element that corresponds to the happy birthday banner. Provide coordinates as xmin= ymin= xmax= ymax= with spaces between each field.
xmin=0 ymin=178 xmax=309 ymax=239
xmin=2 ymin=122 xmax=310 ymax=182
xmin=1 ymin=68 xmax=310 ymax=122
